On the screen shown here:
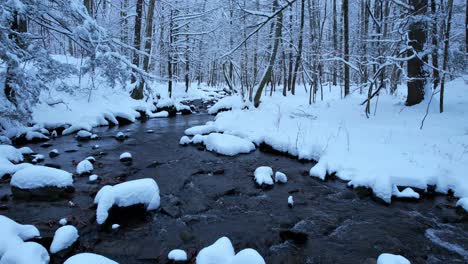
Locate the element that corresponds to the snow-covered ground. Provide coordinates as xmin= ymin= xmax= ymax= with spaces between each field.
xmin=185 ymin=77 xmax=468 ymax=204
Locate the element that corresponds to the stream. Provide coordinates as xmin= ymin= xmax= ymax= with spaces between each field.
xmin=1 ymin=111 xmax=467 ymax=264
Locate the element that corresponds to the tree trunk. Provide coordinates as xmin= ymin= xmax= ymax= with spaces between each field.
xmin=254 ymin=0 xmax=283 ymax=107
xmin=406 ymin=0 xmax=428 ymax=106
xmin=291 ymin=0 xmax=305 ymax=95
xmin=168 ymin=10 xmax=174 ymax=98
xmin=430 ymin=0 xmax=439 ymax=89
xmin=332 ymin=0 xmax=338 ymax=86
xmin=130 ymin=0 xmax=143 ymax=85
xmin=84 ymin=0 xmax=93 ymax=16
xmin=131 ymin=0 xmax=156 ymax=99
xmin=440 ymin=0 xmax=454 ymax=113
xmin=343 ymin=0 xmax=350 ymax=96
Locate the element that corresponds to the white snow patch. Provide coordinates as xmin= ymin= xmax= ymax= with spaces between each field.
xmin=0 ymin=215 xmax=40 ymax=257
xmin=11 ymin=166 xmax=73 ymax=189
xmin=64 ymin=253 xmax=118 ymax=264
xmin=168 ymin=249 xmax=187 ymax=261
xmin=288 ymin=196 xmax=294 ymax=207
xmin=89 ymin=174 xmax=98 ymax=182
xmin=456 ymin=198 xmax=468 ymax=212
xmin=392 ymin=185 xmax=420 ymax=199
xmin=208 ymin=95 xmax=244 ymax=114
xmin=50 ymin=225 xmax=79 ymax=253
xmin=0 ymin=242 xmax=49 ymax=264
xmin=179 ymin=136 xmax=191 ymax=145
xmin=94 ymin=178 xmax=160 ymax=224
xmin=196 ymin=237 xmax=265 ymax=264
xmin=203 ymin=133 xmax=255 ymax=156
xmin=254 ymin=166 xmax=274 ymax=186
xmin=59 ymin=218 xmax=68 ymax=226
xmin=274 ymin=171 xmax=287 ymax=183
xmin=111 ymin=224 xmax=120 ymax=230
xmin=184 ymin=122 xmax=217 ymax=136
xmin=377 ymin=253 xmax=410 ymax=264
xmin=76 ymin=130 xmax=92 ymax=139
xmin=76 ymin=160 xmax=93 ymax=175
xmin=148 ymin=111 xmax=169 ymax=118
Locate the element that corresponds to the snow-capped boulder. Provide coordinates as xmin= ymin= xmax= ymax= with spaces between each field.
xmin=111 ymin=224 xmax=120 ymax=230
xmin=76 ymin=159 xmax=93 ymax=175
xmin=64 ymin=253 xmax=118 ymax=264
xmin=48 ymin=149 xmax=60 ymax=158
xmin=114 ymin=132 xmax=127 ymax=141
xmin=184 ymin=122 xmax=217 ymax=136
xmin=88 ymin=174 xmax=99 ymax=182
xmin=179 ymin=136 xmax=191 ymax=145
xmin=0 ymin=159 xmax=32 ymax=180
xmin=119 ymin=152 xmax=132 ymax=162
xmin=274 ymin=171 xmax=287 ymax=183
xmin=392 ymin=185 xmax=420 ymax=200
xmin=59 ymin=218 xmax=68 ymax=226
xmin=155 ymin=99 xmax=177 ymax=117
xmin=148 ymin=111 xmax=169 ymax=118
xmin=0 ymin=242 xmax=49 ymax=264
xmin=31 ymin=154 xmax=45 ymax=164
xmin=288 ymin=196 xmax=294 ymax=208
xmin=94 ymin=178 xmax=160 ymax=224
xmin=0 ymin=215 xmax=40 ymax=257
xmin=50 ymin=225 xmax=79 ymax=254
xmin=207 ymin=95 xmax=244 ymax=115
xmin=76 ymin=130 xmax=92 ymax=141
xmin=377 ymin=253 xmax=410 ymax=264
xmin=0 ymin=145 xmax=24 ymax=163
xmin=85 ymin=156 xmax=96 ymax=163
xmin=456 ymin=197 xmax=468 ymax=214
xmin=196 ymin=237 xmax=265 ymax=264
xmin=10 ymin=166 xmax=74 ymax=199
xmin=203 ymin=133 xmax=255 ymax=156
xmin=254 ymin=166 xmax=274 ymax=187
xmin=168 ymin=249 xmax=187 ymax=262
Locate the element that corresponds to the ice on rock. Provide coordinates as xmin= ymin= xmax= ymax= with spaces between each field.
xmin=203 ymin=133 xmax=255 ymax=156
xmin=168 ymin=249 xmax=187 ymax=261
xmin=94 ymin=178 xmax=160 ymax=224
xmin=456 ymin=197 xmax=468 ymax=212
xmin=90 ymin=134 xmax=98 ymax=140
xmin=274 ymin=171 xmax=287 ymax=183
xmin=179 ymin=136 xmax=191 ymax=145
xmin=196 ymin=237 xmax=265 ymax=264
xmin=11 ymin=166 xmax=73 ymax=189
xmin=0 ymin=215 xmax=40 ymax=256
xmin=288 ymin=196 xmax=294 ymax=207
xmin=76 ymin=159 xmax=93 ymax=175
xmin=0 ymin=242 xmax=49 ymax=264
xmin=59 ymin=218 xmax=68 ymax=226
xmin=119 ymin=152 xmax=132 ymax=161
xmin=254 ymin=166 xmax=274 ymax=186
xmin=64 ymin=253 xmax=118 ymax=264
xmin=50 ymin=225 xmax=79 ymax=253
xmin=377 ymin=253 xmax=410 ymax=264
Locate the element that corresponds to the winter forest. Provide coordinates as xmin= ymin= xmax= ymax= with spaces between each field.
xmin=0 ymin=0 xmax=468 ymax=263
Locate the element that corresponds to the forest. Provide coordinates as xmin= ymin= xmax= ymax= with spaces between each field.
xmin=0 ymin=0 xmax=467 ymax=263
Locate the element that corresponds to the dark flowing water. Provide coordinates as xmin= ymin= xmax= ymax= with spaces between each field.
xmin=1 ymin=113 xmax=467 ymax=264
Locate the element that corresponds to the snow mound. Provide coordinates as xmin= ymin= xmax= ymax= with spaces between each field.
xmin=184 ymin=122 xmax=217 ymax=136
xmin=89 ymin=174 xmax=98 ymax=182
xmin=254 ymin=166 xmax=274 ymax=186
xmin=0 ymin=159 xmax=32 ymax=180
xmin=168 ymin=249 xmax=187 ymax=261
xmin=288 ymin=196 xmax=294 ymax=207
xmin=208 ymin=96 xmax=244 ymax=114
xmin=179 ymin=136 xmax=191 ymax=145
xmin=11 ymin=166 xmax=73 ymax=189
xmin=274 ymin=171 xmax=287 ymax=183
xmin=203 ymin=133 xmax=255 ymax=156
xmin=0 ymin=242 xmax=49 ymax=264
xmin=64 ymin=253 xmax=118 ymax=264
xmin=196 ymin=237 xmax=265 ymax=264
xmin=0 ymin=145 xmax=24 ymax=163
xmin=392 ymin=186 xmax=420 ymax=199
xmin=377 ymin=253 xmax=410 ymax=264
xmin=59 ymin=218 xmax=67 ymax=226
xmin=456 ymin=198 xmax=468 ymax=212
xmin=50 ymin=225 xmax=79 ymax=253
xmin=76 ymin=159 xmax=93 ymax=175
xmin=94 ymin=178 xmax=161 ymax=224
xmin=111 ymin=224 xmax=120 ymax=230
xmin=0 ymin=215 xmax=40 ymax=256
xmin=119 ymin=152 xmax=132 ymax=161
xmin=76 ymin=130 xmax=92 ymax=139
xmin=148 ymin=111 xmax=169 ymax=118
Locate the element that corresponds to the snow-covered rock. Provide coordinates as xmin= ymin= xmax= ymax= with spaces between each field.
xmin=208 ymin=95 xmax=244 ymax=114
xmin=64 ymin=253 xmax=118 ymax=264
xmin=0 ymin=242 xmax=49 ymax=264
xmin=31 ymin=154 xmax=45 ymax=163
xmin=0 ymin=215 xmax=40 ymax=256
xmin=0 ymin=145 xmax=23 ymax=163
xmin=392 ymin=186 xmax=420 ymax=199
xmin=115 ymin=132 xmax=127 ymax=141
xmin=0 ymin=159 xmax=32 ymax=180
xmin=254 ymin=166 xmax=274 ymax=186
xmin=184 ymin=122 xmax=217 ymax=136
xmin=59 ymin=218 xmax=68 ymax=226
xmin=94 ymin=178 xmax=160 ymax=224
xmin=274 ymin=171 xmax=287 ymax=183
xmin=19 ymin=147 xmax=34 ymax=155
xmin=76 ymin=130 xmax=92 ymax=140
xmin=288 ymin=196 xmax=294 ymax=207
xmin=168 ymin=249 xmax=187 ymax=262
xmin=48 ymin=149 xmax=59 ymax=158
xmin=89 ymin=174 xmax=98 ymax=182
xmin=119 ymin=152 xmax=132 ymax=162
xmin=377 ymin=253 xmax=410 ymax=264
xmin=456 ymin=197 xmax=468 ymax=212
xmin=203 ymin=133 xmax=255 ymax=156
xmin=111 ymin=224 xmax=120 ymax=230
xmin=192 ymin=134 xmax=204 ymax=144
xmin=50 ymin=225 xmax=79 ymax=254
xmin=196 ymin=237 xmax=265 ymax=264
xmin=76 ymin=159 xmax=93 ymax=175
xmin=148 ymin=111 xmax=169 ymax=118
xmin=85 ymin=156 xmax=96 ymax=163
xmin=11 ymin=166 xmax=73 ymax=189
xmin=179 ymin=136 xmax=191 ymax=145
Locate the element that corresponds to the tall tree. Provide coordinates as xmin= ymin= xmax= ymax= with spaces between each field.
xmin=291 ymin=0 xmax=305 ymax=95
xmin=406 ymin=0 xmax=428 ymax=106
xmin=332 ymin=0 xmax=338 ymax=86
xmin=440 ymin=0 xmax=454 ymax=113
xmin=343 ymin=0 xmax=350 ymax=96
xmin=130 ymin=0 xmax=144 ymax=85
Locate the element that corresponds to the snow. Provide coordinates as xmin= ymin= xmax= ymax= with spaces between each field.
xmin=0 ymin=242 xmax=49 ymax=264
xmin=377 ymin=253 xmax=410 ymax=264
xmin=59 ymin=218 xmax=68 ymax=226
xmin=89 ymin=174 xmax=98 ymax=182
xmin=11 ymin=166 xmax=73 ymax=189
xmin=94 ymin=178 xmax=160 ymax=224
xmin=49 ymin=149 xmax=59 ymax=156
xmin=148 ymin=111 xmax=169 ymax=118
xmin=179 ymin=136 xmax=191 ymax=145
xmin=111 ymin=224 xmax=120 ymax=230
xmin=0 ymin=145 xmax=24 ymax=163
xmin=76 ymin=130 xmax=92 ymax=139
xmin=254 ymin=166 xmax=274 ymax=186
xmin=50 ymin=225 xmax=79 ymax=253
xmin=32 ymin=154 xmax=45 ymax=163
xmin=76 ymin=159 xmax=93 ymax=174
xmin=168 ymin=249 xmax=187 ymax=261
xmin=184 ymin=122 xmax=217 ymax=136
xmin=188 ymin=78 xmax=468 ymax=203
xmin=203 ymin=133 xmax=255 ymax=156
xmin=456 ymin=198 xmax=468 ymax=212
xmin=208 ymin=95 xmax=245 ymax=114
xmin=288 ymin=196 xmax=294 ymax=207
xmin=392 ymin=186 xmax=420 ymax=199
xmin=119 ymin=152 xmax=132 ymax=161
xmin=64 ymin=253 xmax=118 ymax=264
xmin=19 ymin=147 xmax=33 ymax=155
xmin=196 ymin=237 xmax=265 ymax=264
xmin=274 ymin=171 xmax=287 ymax=183
xmin=0 ymin=215 xmax=40 ymax=257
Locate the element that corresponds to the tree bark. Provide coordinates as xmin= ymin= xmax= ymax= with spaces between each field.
xmin=332 ymin=0 xmax=338 ymax=86
xmin=406 ymin=0 xmax=428 ymax=106
xmin=430 ymin=0 xmax=439 ymax=89
xmin=440 ymin=0 xmax=454 ymax=113
xmin=254 ymin=0 xmax=283 ymax=107
xmin=291 ymin=0 xmax=305 ymax=95
xmin=130 ymin=0 xmax=144 ymax=85
xmin=343 ymin=0 xmax=350 ymax=96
